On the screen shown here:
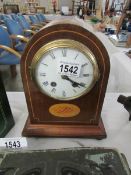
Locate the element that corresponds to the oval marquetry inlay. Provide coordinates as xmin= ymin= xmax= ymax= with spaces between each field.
xmin=49 ymin=103 xmax=80 ymax=118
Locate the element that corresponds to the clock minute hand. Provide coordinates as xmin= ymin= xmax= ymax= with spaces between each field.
xmin=61 ymin=75 xmax=73 ymax=82
xmin=62 ymin=75 xmax=80 ymax=88
xmin=61 ymin=75 xmax=86 ymax=88
xmin=73 ymin=82 xmax=86 ymax=88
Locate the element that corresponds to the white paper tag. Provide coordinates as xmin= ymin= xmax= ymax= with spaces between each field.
xmin=0 ymin=137 xmax=27 ymax=149
xmin=57 ymin=58 xmax=81 ymax=77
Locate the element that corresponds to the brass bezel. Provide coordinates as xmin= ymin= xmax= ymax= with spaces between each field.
xmin=31 ymin=39 xmax=100 ymax=101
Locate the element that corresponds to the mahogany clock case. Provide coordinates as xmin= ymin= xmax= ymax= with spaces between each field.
xmin=21 ymin=20 xmax=110 ymax=138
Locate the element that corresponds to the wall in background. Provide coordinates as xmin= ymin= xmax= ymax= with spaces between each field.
xmin=39 ymin=0 xmax=49 ymax=11
xmin=39 ymin=0 xmax=112 ymax=14
xmin=59 ymin=0 xmax=72 ymax=10
xmin=39 ymin=0 xmax=73 ymax=13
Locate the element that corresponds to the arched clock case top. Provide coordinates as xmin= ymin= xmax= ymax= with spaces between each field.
xmin=21 ymin=19 xmax=110 ymax=138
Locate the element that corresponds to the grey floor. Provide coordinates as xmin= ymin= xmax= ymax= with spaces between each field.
xmin=0 ymin=65 xmax=23 ymax=91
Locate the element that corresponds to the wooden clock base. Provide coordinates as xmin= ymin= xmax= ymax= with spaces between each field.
xmin=22 ymin=117 xmax=106 ymax=139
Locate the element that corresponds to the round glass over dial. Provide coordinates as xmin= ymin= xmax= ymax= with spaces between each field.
xmin=31 ymin=40 xmax=99 ymax=100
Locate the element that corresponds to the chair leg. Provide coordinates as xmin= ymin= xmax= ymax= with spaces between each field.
xmin=10 ymin=65 xmax=17 ymax=78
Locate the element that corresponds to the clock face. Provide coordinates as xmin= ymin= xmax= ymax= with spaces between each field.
xmin=31 ymin=39 xmax=99 ymax=100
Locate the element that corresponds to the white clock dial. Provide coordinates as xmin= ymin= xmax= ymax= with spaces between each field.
xmin=32 ymin=40 xmax=99 ymax=100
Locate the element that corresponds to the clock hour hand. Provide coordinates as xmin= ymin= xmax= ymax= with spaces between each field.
xmin=61 ymin=75 xmax=86 ymax=88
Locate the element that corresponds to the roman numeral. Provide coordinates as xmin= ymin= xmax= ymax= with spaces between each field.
xmin=40 ymin=73 xmax=46 ymax=76
xmin=82 ymin=63 xmax=88 ymax=68
xmin=62 ymin=90 xmax=66 ymax=97
xmin=49 ymin=50 xmax=55 ymax=59
xmin=51 ymin=88 xmax=56 ymax=93
xmin=73 ymin=89 xmax=77 ymax=93
xmin=62 ymin=48 xmax=67 ymax=57
xmin=41 ymin=63 xmax=48 ymax=66
xmin=43 ymin=81 xmax=48 ymax=86
xmin=74 ymin=53 xmax=79 ymax=59
xmin=83 ymin=73 xmax=90 ymax=77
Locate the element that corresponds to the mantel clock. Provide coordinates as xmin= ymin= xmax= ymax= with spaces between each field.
xmin=21 ymin=19 xmax=110 ymax=139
